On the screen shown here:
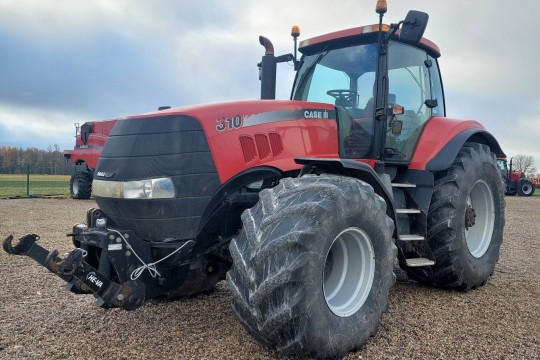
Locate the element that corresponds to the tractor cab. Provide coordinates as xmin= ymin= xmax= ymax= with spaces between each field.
xmin=259 ymin=7 xmax=443 ymax=165
xmin=292 ymin=30 xmax=445 ymax=163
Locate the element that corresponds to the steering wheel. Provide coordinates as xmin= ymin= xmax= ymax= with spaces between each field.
xmin=326 ymin=89 xmax=357 ymax=102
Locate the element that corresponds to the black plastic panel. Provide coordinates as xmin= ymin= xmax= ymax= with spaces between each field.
xmin=95 ymin=115 xmax=221 ymax=241
xmin=97 ymin=152 xmax=217 ymax=180
xmin=109 ymin=115 xmax=202 ymax=136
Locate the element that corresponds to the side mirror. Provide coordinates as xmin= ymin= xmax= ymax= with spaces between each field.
xmin=400 ymin=10 xmax=428 ymax=43
xmin=391 ymin=120 xmax=403 ymax=135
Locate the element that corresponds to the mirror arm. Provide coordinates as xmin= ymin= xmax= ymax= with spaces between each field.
xmin=386 ymin=17 xmax=421 ymax=41
xmin=385 ymin=21 xmax=402 ymax=41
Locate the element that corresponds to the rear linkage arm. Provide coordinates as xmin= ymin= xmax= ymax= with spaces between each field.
xmin=3 ymin=233 xmax=145 ymax=310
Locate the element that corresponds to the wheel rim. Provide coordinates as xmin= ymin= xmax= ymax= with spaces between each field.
xmin=323 ymin=227 xmax=375 ymax=317
xmin=521 ymin=183 xmax=532 ymax=194
xmin=72 ymin=179 xmax=79 ymax=195
xmin=465 ymin=180 xmax=495 ymax=258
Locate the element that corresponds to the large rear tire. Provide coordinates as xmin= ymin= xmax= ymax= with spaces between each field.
xmin=517 ymin=179 xmax=535 ymax=196
xmin=403 ymin=143 xmax=505 ymax=290
xmin=70 ymin=171 xmax=93 ymax=199
xmin=227 ymin=175 xmax=395 ymax=359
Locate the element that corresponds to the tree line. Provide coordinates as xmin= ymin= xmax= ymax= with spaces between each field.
xmin=1 ymin=144 xmax=537 ymax=178
xmin=0 ymin=145 xmax=74 ymax=175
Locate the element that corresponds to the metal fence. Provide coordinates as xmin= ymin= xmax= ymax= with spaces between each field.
xmin=0 ymin=166 xmax=72 ymax=198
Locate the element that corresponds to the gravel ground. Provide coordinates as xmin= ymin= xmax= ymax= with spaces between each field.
xmin=0 ymin=197 xmax=539 ymax=359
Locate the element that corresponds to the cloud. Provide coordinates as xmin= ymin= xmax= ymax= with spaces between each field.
xmin=0 ymin=103 xmax=80 ymax=150
xmin=0 ymin=0 xmax=538 ymax=169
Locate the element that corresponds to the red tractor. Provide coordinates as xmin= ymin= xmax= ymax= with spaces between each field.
xmin=4 ymin=3 xmax=506 ymax=358
xmin=497 ymin=158 xmax=535 ymax=196
xmin=63 ymin=120 xmax=117 ymax=199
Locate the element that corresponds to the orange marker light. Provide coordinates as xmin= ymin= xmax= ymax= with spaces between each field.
xmin=392 ymin=105 xmax=405 ymax=115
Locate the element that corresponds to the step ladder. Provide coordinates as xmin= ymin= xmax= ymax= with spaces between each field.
xmin=392 ymin=182 xmax=435 ymax=267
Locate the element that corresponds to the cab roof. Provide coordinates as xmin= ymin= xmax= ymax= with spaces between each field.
xmin=299 ymin=24 xmax=441 ymax=58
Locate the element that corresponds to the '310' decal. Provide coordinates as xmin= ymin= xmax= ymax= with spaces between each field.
xmin=216 ymin=114 xmax=243 ymax=132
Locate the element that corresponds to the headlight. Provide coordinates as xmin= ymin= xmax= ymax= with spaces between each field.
xmin=93 ymin=178 xmax=175 ymax=199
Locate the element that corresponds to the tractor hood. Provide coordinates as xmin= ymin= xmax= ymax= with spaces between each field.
xmin=123 ymin=99 xmax=339 ymax=182
xmin=93 ymin=99 xmax=339 ymax=241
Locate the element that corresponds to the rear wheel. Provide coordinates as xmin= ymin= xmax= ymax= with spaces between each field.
xmin=70 ymin=171 xmax=93 ymax=199
xmin=517 ymin=179 xmax=534 ymax=196
xmin=403 ymin=143 xmax=505 ymax=290
xmin=227 ymin=174 xmax=395 ymax=359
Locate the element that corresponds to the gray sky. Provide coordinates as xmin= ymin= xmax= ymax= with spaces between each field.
xmin=1 ymin=0 xmax=539 ymax=169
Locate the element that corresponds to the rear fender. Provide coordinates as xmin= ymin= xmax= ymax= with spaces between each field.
xmin=409 ymin=117 xmax=505 ymax=171
xmin=424 ymin=129 xmax=505 ymax=171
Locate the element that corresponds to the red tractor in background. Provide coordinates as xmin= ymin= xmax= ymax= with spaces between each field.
xmin=5 ymin=2 xmax=507 ymax=358
xmin=63 ymin=120 xmax=117 ymax=199
xmin=497 ymin=158 xmax=536 ymax=196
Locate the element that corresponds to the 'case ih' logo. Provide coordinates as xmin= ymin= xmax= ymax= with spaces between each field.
xmin=304 ymin=110 xmax=330 ymax=119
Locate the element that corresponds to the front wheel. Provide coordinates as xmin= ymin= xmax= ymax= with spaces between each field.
xmin=227 ymin=175 xmax=395 ymax=359
xmin=70 ymin=171 xmax=93 ymax=199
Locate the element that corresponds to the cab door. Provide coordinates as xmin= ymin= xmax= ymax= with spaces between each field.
xmin=385 ymin=42 xmax=445 ymax=162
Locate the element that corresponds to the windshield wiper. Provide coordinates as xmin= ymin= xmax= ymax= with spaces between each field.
xmin=293 ymin=50 xmax=329 ymax=99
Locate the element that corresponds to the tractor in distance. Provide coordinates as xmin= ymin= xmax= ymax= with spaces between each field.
xmin=4 ymin=2 xmax=506 ymax=359
xmin=63 ymin=119 xmax=117 ymax=199
xmin=497 ymin=158 xmax=536 ymax=196
xmin=63 ymin=106 xmax=172 ymax=199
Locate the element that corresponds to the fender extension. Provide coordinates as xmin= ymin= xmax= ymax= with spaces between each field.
xmin=295 ymin=157 xmax=395 ymax=215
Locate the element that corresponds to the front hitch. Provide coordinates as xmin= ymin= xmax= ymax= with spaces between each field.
xmin=3 ymin=233 xmax=40 ymax=255
xmin=3 ymin=233 xmax=145 ymax=310
xmin=3 ymin=233 xmax=61 ymax=271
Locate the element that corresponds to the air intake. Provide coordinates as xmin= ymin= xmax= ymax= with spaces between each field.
xmin=239 ymin=133 xmax=283 ymax=163
xmin=239 ymin=136 xmax=257 ymax=163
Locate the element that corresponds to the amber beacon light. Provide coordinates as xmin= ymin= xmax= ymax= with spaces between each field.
xmin=376 ymin=0 xmax=387 ymax=14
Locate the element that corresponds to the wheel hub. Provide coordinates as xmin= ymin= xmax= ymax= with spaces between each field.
xmin=464 ymin=180 xmax=495 ymax=258
xmin=464 ymin=204 xmax=476 ymax=230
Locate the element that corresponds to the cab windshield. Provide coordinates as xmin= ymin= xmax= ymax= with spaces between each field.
xmin=292 ymin=44 xmax=378 ymax=112
xmin=292 ymin=41 xmax=444 ymax=162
